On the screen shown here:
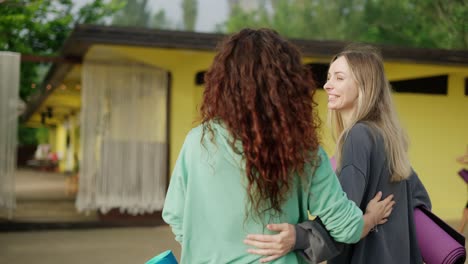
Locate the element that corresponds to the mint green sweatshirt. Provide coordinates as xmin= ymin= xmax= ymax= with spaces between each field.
xmin=162 ymin=122 xmax=363 ymax=263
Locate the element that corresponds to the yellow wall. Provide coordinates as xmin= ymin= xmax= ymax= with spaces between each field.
xmin=44 ymin=44 xmax=468 ymax=221
xmin=26 ymin=87 xmax=81 ymax=128
xmin=392 ymin=74 xmax=468 ymax=219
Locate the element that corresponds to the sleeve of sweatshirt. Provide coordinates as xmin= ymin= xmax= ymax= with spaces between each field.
xmin=308 ymin=147 xmax=364 ymax=244
xmin=162 ymin=133 xmax=191 ymax=244
xmin=294 ymin=218 xmax=344 ymax=263
xmin=338 ymin=124 xmax=373 ymax=207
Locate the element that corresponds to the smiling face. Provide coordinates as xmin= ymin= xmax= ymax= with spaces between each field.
xmin=324 ymin=56 xmax=359 ymax=115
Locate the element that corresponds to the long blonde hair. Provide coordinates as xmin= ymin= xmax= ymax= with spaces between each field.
xmin=330 ymin=44 xmax=411 ymax=182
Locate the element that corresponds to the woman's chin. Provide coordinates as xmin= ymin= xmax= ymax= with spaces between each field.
xmin=327 ymin=104 xmax=339 ymax=111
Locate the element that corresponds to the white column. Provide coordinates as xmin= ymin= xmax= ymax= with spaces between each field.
xmin=0 ymin=52 xmax=20 ymax=216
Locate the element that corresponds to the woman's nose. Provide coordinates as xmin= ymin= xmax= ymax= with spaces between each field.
xmin=324 ymin=80 xmax=332 ymax=91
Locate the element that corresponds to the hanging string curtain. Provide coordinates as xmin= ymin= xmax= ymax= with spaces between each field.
xmin=76 ymin=60 xmax=168 ymax=215
xmin=0 ymin=52 xmax=20 ymax=216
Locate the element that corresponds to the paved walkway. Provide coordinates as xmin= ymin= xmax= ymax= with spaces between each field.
xmin=1 ymin=168 xmax=97 ymax=222
xmin=0 ymin=225 xmax=181 ymax=264
xmin=0 ymin=169 xmax=180 ymax=264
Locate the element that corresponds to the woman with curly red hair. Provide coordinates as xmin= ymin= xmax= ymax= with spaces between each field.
xmin=162 ymin=28 xmax=393 ymax=264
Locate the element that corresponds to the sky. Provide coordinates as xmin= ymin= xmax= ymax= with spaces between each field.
xmin=74 ymin=0 xmax=230 ymax=32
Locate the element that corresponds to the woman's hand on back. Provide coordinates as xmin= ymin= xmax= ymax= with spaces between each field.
xmin=361 ymin=191 xmax=395 ymax=237
xmin=243 ymin=223 xmax=295 ymax=263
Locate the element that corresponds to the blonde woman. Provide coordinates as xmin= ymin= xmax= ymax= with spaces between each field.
xmin=244 ymin=44 xmax=431 ymax=263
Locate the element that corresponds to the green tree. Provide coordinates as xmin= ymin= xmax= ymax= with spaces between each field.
xmin=0 ymin=0 xmax=123 ymax=144
xmin=111 ymin=0 xmax=152 ymax=27
xmin=356 ymin=0 xmax=438 ymax=48
xmin=152 ymin=9 xmax=173 ymax=29
xmin=413 ymin=0 xmax=467 ymax=49
xmin=0 ymin=0 xmax=123 ymax=101
xmin=181 ymin=0 xmax=198 ymax=31
xmin=17 ymin=124 xmax=38 ymax=145
xmin=222 ymin=0 xmax=363 ymax=40
xmin=354 ymin=0 xmax=467 ymax=49
xmin=221 ymin=0 xmax=466 ymax=49
xmin=111 ymin=1 xmax=173 ymax=30
xmin=223 ymin=4 xmax=268 ymax=33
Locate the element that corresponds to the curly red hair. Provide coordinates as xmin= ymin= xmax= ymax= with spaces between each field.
xmin=201 ymin=28 xmax=320 ymax=217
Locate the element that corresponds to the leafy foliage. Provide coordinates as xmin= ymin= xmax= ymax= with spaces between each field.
xmin=0 ymin=0 xmax=123 ymax=144
xmin=221 ymin=0 xmax=467 ymax=50
xmin=152 ymin=9 xmax=173 ymax=29
xmin=110 ymin=0 xmax=176 ymax=29
xmin=17 ymin=124 xmax=38 ymax=145
xmin=111 ymin=0 xmax=152 ymax=27
xmin=182 ymin=0 xmax=198 ymax=31
xmin=0 ymin=0 xmax=123 ymax=101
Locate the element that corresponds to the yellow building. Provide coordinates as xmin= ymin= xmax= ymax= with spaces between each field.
xmin=22 ymin=25 xmax=468 ymax=220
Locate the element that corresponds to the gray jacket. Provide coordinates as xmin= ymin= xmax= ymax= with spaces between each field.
xmin=295 ymin=123 xmax=431 ymax=264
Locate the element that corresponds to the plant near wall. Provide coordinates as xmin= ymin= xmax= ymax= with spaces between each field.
xmin=17 ymin=124 xmax=37 ymax=146
xmin=35 ymin=126 xmax=49 ymax=145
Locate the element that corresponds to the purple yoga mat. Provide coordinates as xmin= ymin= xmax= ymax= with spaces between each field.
xmin=414 ymin=208 xmax=466 ymax=264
